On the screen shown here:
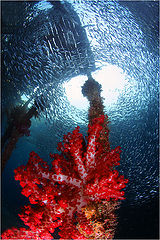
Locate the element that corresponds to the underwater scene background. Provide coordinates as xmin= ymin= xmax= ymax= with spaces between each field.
xmin=1 ymin=0 xmax=159 ymax=239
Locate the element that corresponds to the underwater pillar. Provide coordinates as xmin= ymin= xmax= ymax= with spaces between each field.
xmin=82 ymin=75 xmax=110 ymax=152
xmin=81 ymin=76 xmax=120 ymax=239
xmin=1 ymin=105 xmax=38 ymax=171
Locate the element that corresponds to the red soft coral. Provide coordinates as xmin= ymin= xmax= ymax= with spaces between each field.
xmin=1 ymin=115 xmax=128 ymax=239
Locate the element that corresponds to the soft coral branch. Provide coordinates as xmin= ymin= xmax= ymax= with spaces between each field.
xmin=2 ymin=114 xmax=128 ymax=239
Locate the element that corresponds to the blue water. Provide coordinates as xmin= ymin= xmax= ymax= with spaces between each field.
xmin=2 ymin=0 xmax=159 ymax=238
